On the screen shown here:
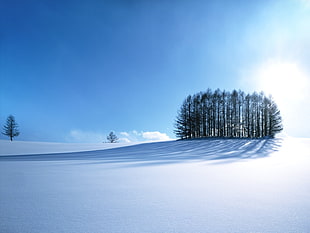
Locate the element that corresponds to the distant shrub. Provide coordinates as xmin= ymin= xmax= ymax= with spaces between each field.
xmin=107 ymin=131 xmax=118 ymax=143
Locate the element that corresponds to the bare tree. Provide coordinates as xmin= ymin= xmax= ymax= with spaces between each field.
xmin=2 ymin=115 xmax=20 ymax=141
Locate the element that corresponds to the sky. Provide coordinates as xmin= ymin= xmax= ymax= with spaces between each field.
xmin=1 ymin=0 xmax=310 ymax=143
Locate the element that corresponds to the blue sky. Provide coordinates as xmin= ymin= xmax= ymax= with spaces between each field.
xmin=1 ymin=0 xmax=310 ymax=142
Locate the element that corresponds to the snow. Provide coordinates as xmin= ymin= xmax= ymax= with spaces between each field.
xmin=0 ymin=140 xmax=141 ymax=155
xmin=0 ymin=137 xmax=310 ymax=232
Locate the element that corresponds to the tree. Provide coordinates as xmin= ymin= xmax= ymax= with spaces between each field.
xmin=174 ymin=101 xmax=189 ymax=139
xmin=107 ymin=131 xmax=118 ymax=143
xmin=174 ymin=95 xmax=194 ymax=139
xmin=2 ymin=115 xmax=20 ymax=141
xmin=268 ymin=97 xmax=283 ymax=138
xmin=174 ymin=89 xmax=283 ymax=139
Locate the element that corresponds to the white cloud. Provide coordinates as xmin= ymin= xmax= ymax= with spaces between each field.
xmin=67 ymin=130 xmax=172 ymax=144
xmin=117 ymin=130 xmax=172 ymax=142
xmin=67 ymin=130 xmax=106 ymax=143
xmin=132 ymin=130 xmax=141 ymax=136
xmin=119 ymin=137 xmax=131 ymax=143
xmin=120 ymin=132 xmax=130 ymax=137
xmin=142 ymin=131 xmax=171 ymax=141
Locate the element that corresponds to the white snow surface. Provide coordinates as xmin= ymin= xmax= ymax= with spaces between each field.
xmin=0 ymin=137 xmax=310 ymax=233
xmin=0 ymin=140 xmax=141 ymax=155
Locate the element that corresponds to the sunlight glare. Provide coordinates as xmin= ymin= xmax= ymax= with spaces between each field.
xmin=256 ymin=61 xmax=308 ymax=103
xmin=250 ymin=60 xmax=310 ymax=137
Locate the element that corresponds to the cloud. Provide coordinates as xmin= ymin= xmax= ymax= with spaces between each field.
xmin=67 ymin=130 xmax=172 ymax=144
xmin=132 ymin=130 xmax=141 ymax=136
xmin=118 ymin=137 xmax=131 ymax=143
xmin=118 ymin=130 xmax=172 ymax=142
xmin=142 ymin=131 xmax=171 ymax=141
xmin=120 ymin=132 xmax=130 ymax=137
xmin=67 ymin=130 xmax=106 ymax=143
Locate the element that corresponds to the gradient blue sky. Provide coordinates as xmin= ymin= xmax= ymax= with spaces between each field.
xmin=1 ymin=0 xmax=310 ymax=142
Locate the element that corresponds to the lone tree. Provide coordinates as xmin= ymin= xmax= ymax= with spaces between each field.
xmin=2 ymin=115 xmax=20 ymax=141
xmin=107 ymin=131 xmax=118 ymax=143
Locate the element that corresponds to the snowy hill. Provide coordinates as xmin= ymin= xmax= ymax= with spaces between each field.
xmin=0 ymin=140 xmax=141 ymax=155
xmin=0 ymin=137 xmax=310 ymax=233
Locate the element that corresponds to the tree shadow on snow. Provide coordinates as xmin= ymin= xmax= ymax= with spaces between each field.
xmin=0 ymin=138 xmax=283 ymax=166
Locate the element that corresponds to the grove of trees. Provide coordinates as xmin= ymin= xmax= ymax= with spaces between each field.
xmin=175 ymin=89 xmax=283 ymax=139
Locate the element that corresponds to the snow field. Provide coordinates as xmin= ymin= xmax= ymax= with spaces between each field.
xmin=0 ymin=137 xmax=309 ymax=233
xmin=0 ymin=140 xmax=141 ymax=155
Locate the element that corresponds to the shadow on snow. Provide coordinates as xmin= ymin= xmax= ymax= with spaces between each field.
xmin=0 ymin=138 xmax=283 ymax=166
